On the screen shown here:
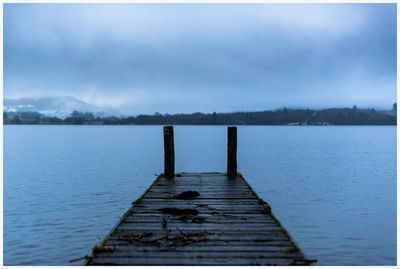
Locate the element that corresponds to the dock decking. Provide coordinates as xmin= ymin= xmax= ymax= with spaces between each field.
xmin=87 ymin=172 xmax=312 ymax=266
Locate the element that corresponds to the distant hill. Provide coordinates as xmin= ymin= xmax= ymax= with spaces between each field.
xmin=4 ymin=96 xmax=116 ymax=118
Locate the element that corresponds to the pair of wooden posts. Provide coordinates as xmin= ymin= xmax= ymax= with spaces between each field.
xmin=163 ymin=126 xmax=237 ymax=177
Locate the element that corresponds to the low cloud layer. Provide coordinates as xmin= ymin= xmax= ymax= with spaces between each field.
xmin=4 ymin=4 xmax=397 ymax=114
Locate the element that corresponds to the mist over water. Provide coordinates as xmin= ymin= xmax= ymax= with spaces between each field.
xmin=4 ymin=125 xmax=396 ymax=265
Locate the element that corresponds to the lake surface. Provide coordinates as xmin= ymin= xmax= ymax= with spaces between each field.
xmin=4 ymin=125 xmax=396 ymax=265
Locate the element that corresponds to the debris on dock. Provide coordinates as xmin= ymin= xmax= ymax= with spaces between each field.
xmin=86 ymin=172 xmax=314 ymax=266
xmin=172 ymin=190 xmax=200 ymax=199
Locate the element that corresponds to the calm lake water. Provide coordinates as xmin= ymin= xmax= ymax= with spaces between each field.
xmin=4 ymin=125 xmax=396 ymax=265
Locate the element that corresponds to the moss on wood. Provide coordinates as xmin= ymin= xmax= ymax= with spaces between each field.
xmin=92 ymin=245 xmax=113 ymax=254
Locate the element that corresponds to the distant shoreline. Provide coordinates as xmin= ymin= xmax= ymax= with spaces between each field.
xmin=3 ymin=123 xmax=397 ymax=126
xmin=4 ymin=107 xmax=396 ymax=126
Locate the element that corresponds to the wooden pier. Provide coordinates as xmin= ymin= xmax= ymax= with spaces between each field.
xmin=86 ymin=126 xmax=314 ymax=266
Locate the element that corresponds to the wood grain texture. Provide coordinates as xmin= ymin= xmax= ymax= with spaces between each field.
xmin=227 ymin=127 xmax=237 ymax=176
xmin=87 ymin=173 xmax=311 ymax=265
xmin=163 ymin=126 xmax=174 ymax=177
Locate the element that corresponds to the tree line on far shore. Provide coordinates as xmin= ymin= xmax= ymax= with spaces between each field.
xmin=3 ymin=105 xmax=397 ymax=125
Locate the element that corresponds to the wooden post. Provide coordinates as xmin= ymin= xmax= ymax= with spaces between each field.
xmin=227 ymin=126 xmax=237 ymax=177
xmin=163 ymin=126 xmax=175 ymax=177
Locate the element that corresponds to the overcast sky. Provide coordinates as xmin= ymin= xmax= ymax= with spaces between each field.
xmin=4 ymin=3 xmax=397 ymax=114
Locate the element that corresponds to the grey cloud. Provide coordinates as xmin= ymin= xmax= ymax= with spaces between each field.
xmin=4 ymin=3 xmax=397 ymax=114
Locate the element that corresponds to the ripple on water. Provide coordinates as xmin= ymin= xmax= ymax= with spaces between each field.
xmin=4 ymin=125 xmax=396 ymax=265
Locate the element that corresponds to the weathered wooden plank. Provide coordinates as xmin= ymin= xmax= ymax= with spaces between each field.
xmin=104 ymin=241 xmax=292 ymax=249
xmin=105 ymin=239 xmax=292 ymax=247
xmin=132 ymin=207 xmax=266 ymax=213
xmin=135 ymin=204 xmax=263 ymax=209
xmin=146 ymin=187 xmax=253 ymax=192
xmin=133 ymin=203 xmax=262 ymax=208
xmin=131 ymin=208 xmax=268 ymax=214
xmin=154 ymin=177 xmax=246 ymax=180
xmin=115 ymin=224 xmax=280 ymax=230
xmin=90 ymin=257 xmax=308 ymax=266
xmin=153 ymin=180 xmax=248 ymax=183
xmin=155 ymin=176 xmax=244 ymax=181
xmin=123 ymin=217 xmax=276 ymax=223
xmin=139 ymin=199 xmax=260 ymax=204
xmin=142 ymin=198 xmax=260 ymax=202
xmin=149 ymin=185 xmax=250 ymax=190
xmin=139 ymin=198 xmax=259 ymax=202
xmin=109 ymin=230 xmax=289 ymax=237
xmin=143 ymin=193 xmax=256 ymax=198
xmin=132 ymin=207 xmax=265 ymax=213
xmin=105 ymin=238 xmax=292 ymax=247
xmin=121 ymin=220 xmax=276 ymax=225
xmin=154 ymin=177 xmax=247 ymax=181
xmin=95 ymin=251 xmax=304 ymax=259
xmin=143 ymin=195 xmax=257 ymax=199
xmin=155 ymin=178 xmax=247 ymax=183
xmin=125 ymin=212 xmax=273 ymax=217
xmin=146 ymin=191 xmax=252 ymax=196
xmin=119 ymin=212 xmax=275 ymax=218
xmin=116 ymin=225 xmax=282 ymax=232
